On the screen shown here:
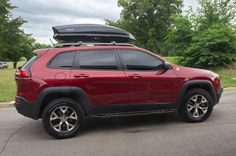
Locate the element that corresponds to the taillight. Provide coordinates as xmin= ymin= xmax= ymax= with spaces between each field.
xmin=15 ymin=69 xmax=30 ymax=78
xmin=15 ymin=97 xmax=20 ymax=104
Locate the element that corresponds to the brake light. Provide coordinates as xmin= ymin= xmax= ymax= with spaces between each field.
xmin=15 ymin=97 xmax=20 ymax=104
xmin=15 ymin=69 xmax=30 ymax=78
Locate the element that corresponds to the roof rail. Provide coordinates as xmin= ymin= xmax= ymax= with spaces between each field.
xmin=54 ymin=41 xmax=136 ymax=48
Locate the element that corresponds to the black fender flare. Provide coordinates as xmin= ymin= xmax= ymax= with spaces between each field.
xmin=176 ymin=80 xmax=217 ymax=109
xmin=34 ymin=86 xmax=93 ymax=119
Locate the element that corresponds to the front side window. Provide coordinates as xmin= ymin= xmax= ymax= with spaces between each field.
xmin=119 ymin=49 xmax=163 ymax=70
xmin=49 ymin=51 xmax=75 ymax=68
xmin=78 ymin=50 xmax=117 ymax=70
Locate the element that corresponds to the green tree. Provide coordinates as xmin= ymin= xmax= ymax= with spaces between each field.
xmin=107 ymin=0 xmax=183 ymax=55
xmin=25 ymin=41 xmax=51 ymax=61
xmin=0 ymin=0 xmax=49 ymax=68
xmin=197 ymin=0 xmax=236 ymax=29
xmin=2 ymin=17 xmax=26 ymax=68
xmin=166 ymin=0 xmax=236 ymax=68
xmin=0 ymin=0 xmax=27 ymax=68
xmin=165 ymin=14 xmax=193 ymax=56
xmin=181 ymin=24 xmax=236 ymax=67
xmin=0 ymin=0 xmax=15 ymax=60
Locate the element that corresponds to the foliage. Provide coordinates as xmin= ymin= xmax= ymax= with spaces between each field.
xmin=181 ymin=24 xmax=236 ymax=67
xmin=0 ymin=0 xmax=26 ymax=68
xmin=0 ymin=0 xmax=50 ymax=68
xmin=107 ymin=0 xmax=183 ymax=55
xmin=165 ymin=0 xmax=236 ymax=68
xmin=21 ymin=36 xmax=51 ymax=61
xmin=197 ymin=0 xmax=236 ymax=29
xmin=165 ymin=15 xmax=193 ymax=56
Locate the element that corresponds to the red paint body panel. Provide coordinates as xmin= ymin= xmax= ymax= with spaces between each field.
xmin=15 ymin=46 xmax=221 ymax=107
xmin=122 ymin=69 xmax=180 ymax=103
xmin=70 ymin=70 xmax=128 ymax=106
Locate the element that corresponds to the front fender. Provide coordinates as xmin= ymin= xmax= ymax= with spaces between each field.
xmin=176 ymin=80 xmax=218 ymax=109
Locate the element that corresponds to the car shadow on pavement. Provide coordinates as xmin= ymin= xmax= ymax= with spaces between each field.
xmin=22 ymin=112 xmax=183 ymax=140
xmin=80 ymin=112 xmax=183 ymax=135
xmin=20 ymin=110 xmax=224 ymax=140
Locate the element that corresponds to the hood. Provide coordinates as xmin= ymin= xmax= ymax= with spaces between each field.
xmin=174 ymin=66 xmax=219 ymax=79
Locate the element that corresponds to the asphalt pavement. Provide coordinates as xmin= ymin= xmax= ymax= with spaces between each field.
xmin=0 ymin=90 xmax=236 ymax=156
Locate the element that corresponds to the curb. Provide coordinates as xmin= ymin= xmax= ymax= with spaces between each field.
xmin=224 ymin=87 xmax=236 ymax=91
xmin=0 ymin=101 xmax=14 ymax=108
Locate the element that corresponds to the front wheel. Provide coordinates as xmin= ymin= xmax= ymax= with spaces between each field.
xmin=178 ymin=88 xmax=214 ymax=122
xmin=42 ymin=98 xmax=84 ymax=139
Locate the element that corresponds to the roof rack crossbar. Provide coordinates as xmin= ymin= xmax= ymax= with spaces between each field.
xmin=54 ymin=41 xmax=136 ymax=48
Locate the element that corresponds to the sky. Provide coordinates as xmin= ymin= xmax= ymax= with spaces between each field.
xmin=10 ymin=0 xmax=199 ymax=44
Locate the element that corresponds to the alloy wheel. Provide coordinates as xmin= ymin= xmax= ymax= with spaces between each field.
xmin=50 ymin=105 xmax=78 ymax=132
xmin=186 ymin=95 xmax=209 ymax=119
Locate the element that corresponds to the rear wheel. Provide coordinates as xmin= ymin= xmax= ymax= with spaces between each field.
xmin=178 ymin=88 xmax=214 ymax=122
xmin=42 ymin=98 xmax=84 ymax=139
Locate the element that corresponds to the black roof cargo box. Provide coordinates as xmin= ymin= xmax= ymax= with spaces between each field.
xmin=52 ymin=24 xmax=135 ymax=43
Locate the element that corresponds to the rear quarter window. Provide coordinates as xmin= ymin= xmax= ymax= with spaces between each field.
xmin=49 ymin=51 xmax=75 ymax=69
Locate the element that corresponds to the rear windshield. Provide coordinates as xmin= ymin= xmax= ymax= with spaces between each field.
xmin=21 ymin=55 xmax=40 ymax=70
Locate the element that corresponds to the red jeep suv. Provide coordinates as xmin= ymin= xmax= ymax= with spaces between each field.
xmin=15 ymin=43 xmax=223 ymax=139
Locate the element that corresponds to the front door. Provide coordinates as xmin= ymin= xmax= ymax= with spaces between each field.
xmin=118 ymin=48 xmax=180 ymax=104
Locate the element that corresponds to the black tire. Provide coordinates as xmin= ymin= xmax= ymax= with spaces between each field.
xmin=42 ymin=98 xmax=84 ymax=139
xmin=178 ymin=88 xmax=214 ymax=123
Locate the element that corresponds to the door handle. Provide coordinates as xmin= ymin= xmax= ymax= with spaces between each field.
xmin=74 ymin=74 xmax=89 ymax=78
xmin=128 ymin=74 xmax=142 ymax=78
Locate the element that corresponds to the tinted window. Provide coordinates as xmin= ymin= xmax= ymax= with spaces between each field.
xmin=49 ymin=52 xmax=75 ymax=68
xmin=119 ymin=49 xmax=163 ymax=70
xmin=79 ymin=50 xmax=117 ymax=70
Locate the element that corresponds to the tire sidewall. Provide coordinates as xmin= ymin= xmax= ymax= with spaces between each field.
xmin=42 ymin=98 xmax=84 ymax=139
xmin=179 ymin=89 xmax=214 ymax=122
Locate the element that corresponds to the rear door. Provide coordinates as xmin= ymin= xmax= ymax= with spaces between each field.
xmin=118 ymin=49 xmax=179 ymax=103
xmin=70 ymin=49 xmax=127 ymax=107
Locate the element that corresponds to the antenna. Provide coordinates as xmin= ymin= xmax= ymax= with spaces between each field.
xmin=49 ymin=38 xmax=55 ymax=46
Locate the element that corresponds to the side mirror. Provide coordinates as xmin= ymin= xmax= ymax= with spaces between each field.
xmin=18 ymin=66 xmax=22 ymax=70
xmin=163 ymin=62 xmax=172 ymax=70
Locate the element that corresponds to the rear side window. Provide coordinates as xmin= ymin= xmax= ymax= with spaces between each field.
xmin=49 ymin=52 xmax=75 ymax=68
xmin=78 ymin=50 xmax=117 ymax=70
xmin=119 ymin=49 xmax=163 ymax=70
xmin=22 ymin=55 xmax=40 ymax=70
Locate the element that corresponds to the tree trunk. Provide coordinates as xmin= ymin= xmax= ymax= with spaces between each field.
xmin=13 ymin=62 xmax=17 ymax=69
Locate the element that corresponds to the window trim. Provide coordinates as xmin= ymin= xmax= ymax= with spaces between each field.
xmin=117 ymin=48 xmax=165 ymax=71
xmin=73 ymin=49 xmax=122 ymax=71
xmin=47 ymin=50 xmax=76 ymax=70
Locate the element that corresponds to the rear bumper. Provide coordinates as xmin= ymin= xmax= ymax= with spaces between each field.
xmin=14 ymin=96 xmax=38 ymax=120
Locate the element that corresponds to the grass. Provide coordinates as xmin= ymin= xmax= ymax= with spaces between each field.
xmin=166 ymin=57 xmax=236 ymax=88
xmin=0 ymin=62 xmax=25 ymax=102
xmin=0 ymin=58 xmax=236 ymax=102
xmin=213 ymin=65 xmax=236 ymax=88
xmin=165 ymin=57 xmax=180 ymax=64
